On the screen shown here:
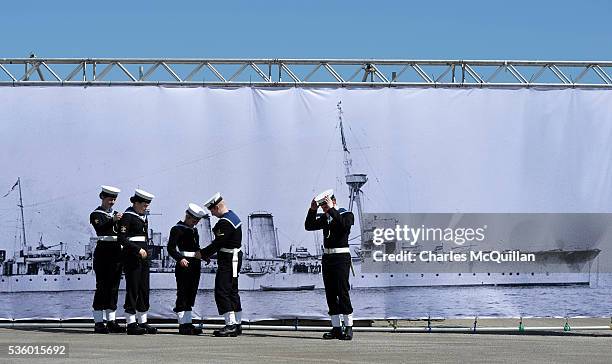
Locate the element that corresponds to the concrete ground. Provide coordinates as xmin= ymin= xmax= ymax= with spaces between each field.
xmin=0 ymin=320 xmax=611 ymax=363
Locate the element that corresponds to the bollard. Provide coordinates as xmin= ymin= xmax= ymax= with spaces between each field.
xmin=563 ymin=318 xmax=571 ymax=332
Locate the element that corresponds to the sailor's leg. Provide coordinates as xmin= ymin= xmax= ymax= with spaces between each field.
xmin=123 ymin=259 xmax=141 ymax=315
xmin=136 ymin=261 xmax=157 ymax=334
xmin=92 ymin=249 xmax=111 ymax=313
xmin=322 ymin=255 xmax=340 ymax=316
xmin=109 ymin=259 xmax=122 ymax=311
xmin=336 ymin=254 xmax=354 ymax=340
xmin=136 ymin=258 xmax=150 ymax=312
xmin=214 ymin=265 xmax=233 ymax=315
xmin=123 ymin=258 xmax=142 ymax=334
xmin=338 ymin=253 xmax=354 ymax=315
xmin=176 ymin=265 xmax=203 ymax=335
xmin=188 ymin=262 xmax=201 ymax=309
xmin=174 ymin=266 xmax=190 ymax=313
xmin=230 ymin=253 xmax=242 ymax=312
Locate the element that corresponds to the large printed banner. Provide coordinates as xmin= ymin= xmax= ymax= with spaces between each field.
xmin=0 ymin=87 xmax=611 ymax=320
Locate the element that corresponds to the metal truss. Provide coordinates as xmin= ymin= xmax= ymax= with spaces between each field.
xmin=1 ymin=58 xmax=612 ymax=88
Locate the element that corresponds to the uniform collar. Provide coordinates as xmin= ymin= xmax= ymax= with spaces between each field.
xmin=176 ymin=220 xmax=195 ymax=229
xmin=220 ymin=210 xmax=242 ymax=228
xmin=97 ymin=206 xmax=113 ymax=213
xmin=126 ymin=206 xmax=145 ymax=216
xmin=326 ymin=206 xmax=345 ymax=223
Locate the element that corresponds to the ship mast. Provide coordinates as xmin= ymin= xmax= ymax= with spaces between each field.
xmin=17 ymin=177 xmax=27 ymax=248
xmin=336 ymin=102 xmax=368 ymax=235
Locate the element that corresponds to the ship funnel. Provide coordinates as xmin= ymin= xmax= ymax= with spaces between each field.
xmin=198 ymin=214 xmax=213 ymax=245
xmin=248 ymin=211 xmax=280 ymax=259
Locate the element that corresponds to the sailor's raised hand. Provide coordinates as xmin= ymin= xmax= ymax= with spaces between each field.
xmin=310 ymin=199 xmax=318 ymax=211
xmin=323 ymin=196 xmax=333 ymax=208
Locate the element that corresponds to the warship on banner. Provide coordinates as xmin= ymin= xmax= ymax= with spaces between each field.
xmin=0 ymin=104 xmax=602 ymax=293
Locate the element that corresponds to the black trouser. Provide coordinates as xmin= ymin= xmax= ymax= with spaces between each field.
xmin=123 ymin=249 xmax=150 ymax=314
xmin=174 ymin=259 xmax=201 ymax=312
xmin=322 ymin=253 xmax=353 ymax=316
xmin=214 ymin=251 xmax=242 ymax=315
xmin=92 ymin=243 xmax=123 ymax=311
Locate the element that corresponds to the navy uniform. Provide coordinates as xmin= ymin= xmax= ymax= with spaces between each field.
xmin=90 ymin=185 xmax=125 ymax=334
xmin=305 ymin=189 xmax=354 ymax=340
xmin=167 ymin=203 xmax=206 ymax=335
xmin=118 ymin=189 xmax=156 ymax=335
xmin=200 ymin=192 xmax=243 ymax=337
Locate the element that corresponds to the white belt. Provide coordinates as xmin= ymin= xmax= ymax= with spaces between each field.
xmin=219 ymin=248 xmax=241 ymax=278
xmin=128 ymin=236 xmax=147 ymax=242
xmin=178 ymin=250 xmax=197 ymax=258
xmin=323 ymin=247 xmax=350 ymax=254
xmin=96 ymin=236 xmax=117 ymax=242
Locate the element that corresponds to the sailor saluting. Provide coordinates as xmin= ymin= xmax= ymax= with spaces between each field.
xmin=199 ymin=192 xmax=244 ymax=337
xmin=305 ymin=189 xmax=355 ymax=340
xmin=90 ymin=185 xmax=125 ymax=334
xmin=167 ymin=203 xmax=206 ymax=335
xmin=118 ymin=188 xmax=156 ymax=335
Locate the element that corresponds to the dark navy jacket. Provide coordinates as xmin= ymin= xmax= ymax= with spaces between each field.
xmin=200 ymin=210 xmax=242 ymax=258
xmin=167 ymin=221 xmax=200 ymax=262
xmin=305 ymin=207 xmax=354 ymax=249
xmin=117 ymin=207 xmax=148 ymax=257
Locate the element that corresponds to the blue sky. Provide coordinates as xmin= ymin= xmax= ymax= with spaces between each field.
xmin=1 ymin=0 xmax=611 ymax=60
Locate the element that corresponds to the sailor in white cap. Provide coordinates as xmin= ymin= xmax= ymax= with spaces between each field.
xmin=199 ymin=192 xmax=244 ymax=337
xmin=167 ymin=203 xmax=207 ymax=335
xmin=117 ymin=188 xmax=156 ymax=335
xmin=90 ymin=185 xmax=125 ymax=334
xmin=305 ymin=189 xmax=355 ymax=340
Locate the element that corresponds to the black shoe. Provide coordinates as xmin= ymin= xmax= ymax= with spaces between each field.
xmin=126 ymin=323 xmax=146 ymax=335
xmin=213 ymin=325 xmax=238 ymax=337
xmin=236 ymin=324 xmax=242 ymax=336
xmin=179 ymin=323 xmax=202 ymax=335
xmin=139 ymin=323 xmax=158 ymax=334
xmin=94 ymin=322 xmax=109 ymax=334
xmin=106 ymin=320 xmax=126 ymax=333
xmin=322 ymin=327 xmax=343 ymax=340
xmin=340 ymin=326 xmax=353 ymax=341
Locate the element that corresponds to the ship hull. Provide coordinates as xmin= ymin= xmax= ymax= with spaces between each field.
xmin=0 ymin=270 xmax=597 ymax=293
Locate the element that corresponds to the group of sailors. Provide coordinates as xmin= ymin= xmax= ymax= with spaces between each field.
xmin=90 ymin=185 xmax=354 ymax=340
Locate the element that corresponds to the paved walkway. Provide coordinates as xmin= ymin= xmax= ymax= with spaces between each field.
xmin=0 ymin=325 xmax=611 ymax=363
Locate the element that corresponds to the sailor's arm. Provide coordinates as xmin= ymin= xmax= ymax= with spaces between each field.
xmin=194 ymin=228 xmax=201 ymax=249
xmin=305 ymin=200 xmax=325 ymax=231
xmin=166 ymin=226 xmax=185 ymax=262
xmin=117 ymin=215 xmax=140 ymax=255
xmin=90 ymin=212 xmax=114 ymax=231
xmin=200 ymin=220 xmax=232 ymax=258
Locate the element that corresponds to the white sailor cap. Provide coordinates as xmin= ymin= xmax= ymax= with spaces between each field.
xmin=204 ymin=192 xmax=223 ymax=209
xmin=186 ymin=203 xmax=206 ymax=219
xmin=314 ymin=189 xmax=334 ymax=206
xmin=100 ymin=185 xmax=120 ymax=198
xmin=131 ymin=189 xmax=155 ymax=203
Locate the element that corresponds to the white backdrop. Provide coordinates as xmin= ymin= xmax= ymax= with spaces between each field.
xmin=1 ymin=86 xmax=611 ymax=320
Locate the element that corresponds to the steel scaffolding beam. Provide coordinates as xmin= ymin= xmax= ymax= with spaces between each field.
xmin=0 ymin=58 xmax=611 ymax=88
